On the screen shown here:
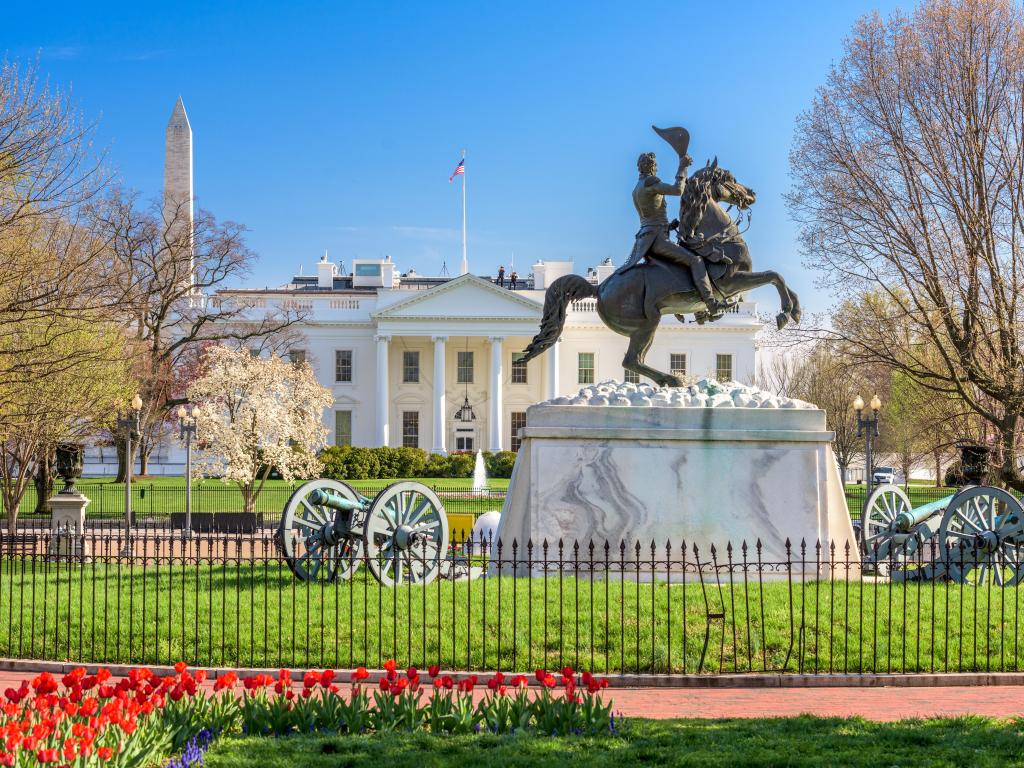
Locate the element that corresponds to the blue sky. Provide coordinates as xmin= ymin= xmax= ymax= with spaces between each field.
xmin=7 ymin=0 xmax=902 ymax=313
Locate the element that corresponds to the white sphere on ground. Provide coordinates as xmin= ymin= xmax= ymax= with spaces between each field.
xmin=472 ymin=511 xmax=501 ymax=545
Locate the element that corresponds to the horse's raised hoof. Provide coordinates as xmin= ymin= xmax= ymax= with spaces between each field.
xmin=694 ymin=311 xmax=709 ymax=326
xmin=776 ymin=312 xmax=790 ymax=330
xmin=791 ymin=308 xmax=803 ymax=324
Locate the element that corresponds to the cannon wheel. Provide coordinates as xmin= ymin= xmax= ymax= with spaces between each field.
xmin=861 ymin=484 xmax=912 ymax=557
xmin=938 ymin=486 xmax=1024 ymax=586
xmin=363 ymin=481 xmax=449 ymax=586
xmin=278 ymin=478 xmax=365 ymax=583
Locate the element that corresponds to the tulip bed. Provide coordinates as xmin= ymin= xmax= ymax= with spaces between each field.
xmin=0 ymin=662 xmax=614 ymax=767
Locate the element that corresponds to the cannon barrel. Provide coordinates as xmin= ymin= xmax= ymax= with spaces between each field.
xmin=894 ymin=494 xmax=956 ymax=533
xmin=308 ymin=488 xmax=365 ymax=513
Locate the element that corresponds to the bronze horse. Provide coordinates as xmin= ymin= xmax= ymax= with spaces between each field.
xmin=521 ymin=161 xmax=801 ymax=387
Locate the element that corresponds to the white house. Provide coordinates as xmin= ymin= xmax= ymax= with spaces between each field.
xmin=220 ymin=255 xmax=761 ymax=455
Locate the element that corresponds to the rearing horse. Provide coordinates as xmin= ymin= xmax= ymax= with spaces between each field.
xmin=521 ymin=161 xmax=801 ymax=387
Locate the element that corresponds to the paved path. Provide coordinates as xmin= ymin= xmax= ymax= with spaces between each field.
xmin=2 ymin=668 xmax=1022 ymax=721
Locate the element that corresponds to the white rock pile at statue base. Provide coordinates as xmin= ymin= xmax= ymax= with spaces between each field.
xmin=541 ymin=378 xmax=816 ymax=410
xmin=494 ymin=379 xmax=858 ymax=579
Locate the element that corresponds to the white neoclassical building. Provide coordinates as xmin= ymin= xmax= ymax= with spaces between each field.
xmin=217 ymin=255 xmax=762 ymax=455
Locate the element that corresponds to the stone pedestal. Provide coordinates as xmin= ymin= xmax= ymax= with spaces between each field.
xmin=48 ymin=493 xmax=91 ymax=561
xmin=495 ymin=384 xmax=858 ymax=578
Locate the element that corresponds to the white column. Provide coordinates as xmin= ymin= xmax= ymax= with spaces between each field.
xmin=489 ymin=336 xmax=504 ymax=451
xmin=432 ymin=336 xmax=447 ymax=454
xmin=547 ymin=338 xmax=560 ymax=400
xmin=375 ymin=334 xmax=390 ymax=446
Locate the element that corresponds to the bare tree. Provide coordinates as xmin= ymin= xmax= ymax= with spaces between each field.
xmin=0 ymin=58 xmax=115 ymax=418
xmin=789 ymin=0 xmax=1024 ymax=490
xmin=93 ymin=189 xmax=305 ymax=478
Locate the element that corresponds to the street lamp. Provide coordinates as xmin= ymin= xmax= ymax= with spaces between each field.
xmin=117 ymin=394 xmax=143 ymax=539
xmin=177 ymin=404 xmax=200 ymax=536
xmin=854 ymin=394 xmax=882 ymax=497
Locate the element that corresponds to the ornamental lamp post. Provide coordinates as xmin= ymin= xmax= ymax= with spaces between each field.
xmin=177 ymin=404 xmax=200 ymax=537
xmin=117 ymin=394 xmax=143 ymax=540
xmin=854 ymin=394 xmax=882 ymax=499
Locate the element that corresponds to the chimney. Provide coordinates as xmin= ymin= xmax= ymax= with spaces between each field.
xmin=317 ymin=255 xmax=337 ymax=289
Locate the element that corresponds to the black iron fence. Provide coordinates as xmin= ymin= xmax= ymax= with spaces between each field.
xmin=2 ymin=530 xmax=1023 ymax=675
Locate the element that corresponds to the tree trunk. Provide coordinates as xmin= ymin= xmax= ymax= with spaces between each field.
xmin=838 ymin=462 xmax=848 ymax=486
xmin=934 ymin=449 xmax=943 ymax=488
xmin=114 ymin=438 xmax=139 ymax=483
xmin=243 ymin=484 xmax=255 ymax=514
xmin=115 ymin=439 xmax=127 ymax=483
xmin=33 ymin=455 xmax=53 ymax=515
xmin=139 ymin=438 xmax=150 ymax=477
xmin=1000 ymin=415 xmax=1023 ymax=492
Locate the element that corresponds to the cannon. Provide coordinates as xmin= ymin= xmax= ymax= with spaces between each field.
xmin=276 ymin=479 xmax=449 ymax=586
xmin=860 ymin=484 xmax=1024 ymax=584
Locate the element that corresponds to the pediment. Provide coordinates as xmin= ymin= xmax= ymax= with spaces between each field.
xmin=373 ymin=274 xmax=543 ymax=320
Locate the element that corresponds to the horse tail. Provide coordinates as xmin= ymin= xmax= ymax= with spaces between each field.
xmin=521 ymin=274 xmax=597 ymax=362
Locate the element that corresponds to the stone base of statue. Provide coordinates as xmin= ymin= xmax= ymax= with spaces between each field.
xmin=47 ymin=492 xmax=91 ymax=561
xmin=494 ymin=380 xmax=859 ymax=579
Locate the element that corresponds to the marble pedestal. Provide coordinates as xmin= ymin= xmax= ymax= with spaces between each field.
xmin=47 ymin=492 xmax=91 ymax=560
xmin=495 ymin=401 xmax=858 ymax=578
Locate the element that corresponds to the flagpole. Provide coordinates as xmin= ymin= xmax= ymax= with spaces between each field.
xmin=460 ymin=149 xmax=468 ymax=276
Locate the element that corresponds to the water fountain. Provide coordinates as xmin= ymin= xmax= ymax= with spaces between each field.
xmin=472 ymin=449 xmax=488 ymax=493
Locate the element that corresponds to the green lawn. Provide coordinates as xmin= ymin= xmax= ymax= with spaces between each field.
xmin=844 ymin=484 xmax=957 ymax=520
xmin=201 ymin=716 xmax=1024 ymax=767
xmin=3 ymin=560 xmax=1022 ymax=675
xmin=19 ymin=476 xmax=509 ymax=520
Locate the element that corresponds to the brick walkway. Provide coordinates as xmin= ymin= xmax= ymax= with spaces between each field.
xmin=3 ymin=667 xmax=1023 ymax=721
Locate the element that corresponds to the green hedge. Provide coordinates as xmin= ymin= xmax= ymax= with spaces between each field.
xmin=318 ymin=446 xmax=518 ymax=480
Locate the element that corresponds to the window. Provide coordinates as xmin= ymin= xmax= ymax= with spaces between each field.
xmin=670 ymin=353 xmax=687 ymax=379
xmin=402 ymin=411 xmax=419 ymax=448
xmin=335 ymin=410 xmax=352 ymax=446
xmin=623 ymin=369 xmax=640 ymax=384
xmin=457 ymin=351 xmax=474 ymax=383
xmin=335 ymin=350 xmax=352 ymax=382
xmin=511 ymin=352 xmax=528 ymax=384
xmin=288 ymin=349 xmax=306 ymax=366
xmin=716 ymin=354 xmax=733 ymax=382
xmin=355 ymin=263 xmax=382 ymax=277
xmin=403 ymin=351 xmax=420 ymax=383
xmin=455 ymin=434 xmax=474 ymax=451
xmin=578 ymin=352 xmax=595 ymax=384
xmin=510 ymin=411 xmax=527 ymax=452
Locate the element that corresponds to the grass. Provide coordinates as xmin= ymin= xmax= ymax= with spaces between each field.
xmin=201 ymin=716 xmax=1024 ymax=767
xmin=844 ymin=484 xmax=956 ymax=519
xmin=3 ymin=560 xmax=1023 ymax=675
xmin=19 ymin=476 xmax=509 ymax=520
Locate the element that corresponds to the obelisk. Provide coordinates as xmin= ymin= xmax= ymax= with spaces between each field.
xmin=164 ymin=97 xmax=194 ymax=271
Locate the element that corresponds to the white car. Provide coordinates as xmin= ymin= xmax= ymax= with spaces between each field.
xmin=872 ymin=467 xmax=897 ymax=485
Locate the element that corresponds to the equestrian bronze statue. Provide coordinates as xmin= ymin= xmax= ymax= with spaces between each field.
xmin=521 ymin=124 xmax=801 ymax=387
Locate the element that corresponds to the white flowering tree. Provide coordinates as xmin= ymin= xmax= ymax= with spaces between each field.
xmin=187 ymin=345 xmax=333 ymax=513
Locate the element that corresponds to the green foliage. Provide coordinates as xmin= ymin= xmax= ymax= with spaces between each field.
xmin=443 ymin=452 xmax=475 ymax=478
xmin=484 ymin=451 xmax=518 ymax=479
xmin=317 ymin=446 xmax=497 ymax=480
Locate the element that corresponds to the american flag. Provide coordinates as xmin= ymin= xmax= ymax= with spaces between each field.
xmin=449 ymin=159 xmax=465 ymax=182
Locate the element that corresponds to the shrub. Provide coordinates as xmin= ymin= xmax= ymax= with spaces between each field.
xmin=485 ymin=450 xmax=518 ymax=479
xmin=444 ymin=452 xmax=476 ymax=478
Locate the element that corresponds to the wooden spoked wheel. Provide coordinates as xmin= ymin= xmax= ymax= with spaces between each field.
xmin=861 ymin=484 xmax=912 ymax=557
xmin=278 ymin=479 xmax=365 ymax=582
xmin=938 ymin=486 xmax=1024 ymax=586
xmin=363 ymin=481 xmax=449 ymax=586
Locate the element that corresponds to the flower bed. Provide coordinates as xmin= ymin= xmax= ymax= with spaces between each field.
xmin=1 ymin=662 xmax=613 ymax=766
